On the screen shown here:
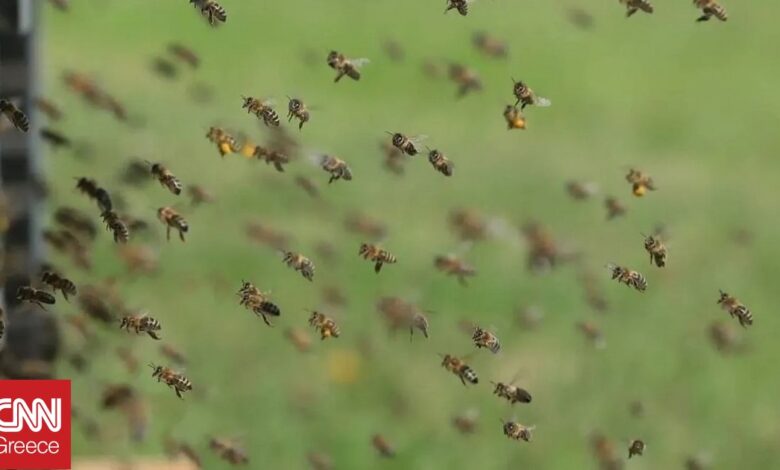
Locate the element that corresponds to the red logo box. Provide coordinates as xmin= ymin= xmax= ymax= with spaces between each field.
xmin=0 ymin=380 xmax=71 ymax=469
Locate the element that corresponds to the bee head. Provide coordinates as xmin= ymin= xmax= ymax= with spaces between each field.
xmin=391 ymin=133 xmax=404 ymax=147
xmin=288 ymin=98 xmax=301 ymax=111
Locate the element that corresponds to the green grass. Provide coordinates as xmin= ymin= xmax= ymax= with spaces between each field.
xmin=40 ymin=0 xmax=780 ymax=468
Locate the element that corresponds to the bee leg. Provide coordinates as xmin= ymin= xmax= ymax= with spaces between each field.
xmin=328 ymin=175 xmax=336 ymax=184
xmin=273 ymin=161 xmax=284 ymax=172
xmin=459 ymin=376 xmax=467 ymax=386
xmin=259 ymin=313 xmax=272 ymax=327
xmin=334 ymin=71 xmax=345 ymax=83
xmin=175 ymin=388 xmax=183 ymax=399
xmin=626 ymin=8 xmax=637 ymax=17
xmin=147 ymin=331 xmax=161 ymax=340
xmin=62 ymin=291 xmax=70 ymax=302
xmin=166 ymin=226 xmax=171 ymax=241
xmin=409 ymin=327 xmax=414 ymax=342
xmin=298 ymin=121 xmax=304 ymax=131
xmin=696 ymin=14 xmax=710 ymax=22
xmin=374 ymin=262 xmax=383 ymax=273
xmin=179 ymin=230 xmax=185 ymax=242
xmin=457 ymin=275 xmax=468 ymax=287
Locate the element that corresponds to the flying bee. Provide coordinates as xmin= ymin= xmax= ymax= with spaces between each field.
xmin=441 ymin=353 xmax=478 ymax=385
xmin=642 ymin=233 xmax=667 ymax=267
xmin=120 ymin=313 xmax=162 ymax=340
xmin=503 ymin=104 xmax=527 ymax=130
xmin=287 ymin=97 xmax=311 ymax=130
xmin=492 ymin=380 xmax=532 ymax=405
xmin=448 ymin=63 xmax=482 ymax=97
xmin=591 ymin=433 xmax=622 ymax=470
xmin=238 ymin=281 xmax=281 ymax=326
xmin=116 ymin=346 xmax=140 ymax=374
xmin=427 ymin=148 xmax=454 ymax=177
xmin=472 ymin=326 xmax=501 ymax=353
xmin=242 ymin=96 xmax=280 ymax=127
xmin=380 ymin=141 xmax=406 ymax=175
xmin=75 ymin=177 xmax=112 ymax=212
xmin=694 ymin=0 xmax=727 ymax=21
xmin=16 ymin=286 xmax=56 ymax=310
xmin=35 ymin=98 xmax=63 ymax=120
xmin=245 ymin=221 xmax=291 ymax=251
xmin=151 ymin=57 xmax=178 ymax=79
xmin=319 ymin=154 xmax=353 ymax=183
xmin=168 ymin=43 xmax=199 ymax=68
xmin=209 ymin=437 xmax=249 ymax=465
xmin=577 ymin=321 xmax=606 ymax=349
xmin=512 ymin=79 xmax=552 ymax=109
xmin=186 ymin=185 xmax=215 ymax=206
xmin=388 ymin=132 xmax=426 ymax=156
xmin=48 ymin=0 xmax=69 ymax=11
xmin=282 ymin=251 xmax=315 ymax=281
xmin=254 ymin=145 xmax=290 ymax=172
xmin=434 ymin=254 xmax=476 ymax=285
xmin=0 ymin=99 xmax=29 ymax=132
xmin=628 ymin=439 xmax=645 ymax=458
xmin=54 ymin=206 xmax=96 ymax=240
xmin=605 ymin=196 xmax=626 ymax=220
xmin=445 ymin=0 xmax=474 ymax=16
xmin=566 ymin=181 xmax=598 ymax=200
xmin=157 ymin=207 xmax=188 ymax=242
xmin=40 ymin=128 xmax=71 ymax=149
xmin=472 ymin=31 xmax=508 ymax=58
xmin=285 ymin=327 xmax=312 ymax=352
xmin=625 ymin=168 xmax=656 ymax=197
xmin=101 ymin=210 xmax=130 ymax=243
xmin=345 ymin=212 xmax=387 ymax=240
xmin=452 ymin=409 xmax=479 ymax=434
xmin=206 ymin=127 xmax=238 ymax=157
xmin=149 ymin=363 xmax=192 ymax=399
xmin=326 ymin=51 xmax=369 ymax=82
xmin=160 ymin=343 xmax=188 ymax=366
xmin=717 ymin=290 xmax=752 ymax=327
xmin=294 ymin=176 xmax=319 ymax=199
xmin=409 ymin=309 xmax=430 ymax=340
xmin=502 ymin=421 xmax=534 ymax=442
xmin=620 ymin=0 xmax=654 ymax=17
xmin=449 ymin=208 xmax=489 ymax=241
xmin=605 ymin=264 xmax=647 ymax=292
xmin=190 ymin=0 xmax=227 ymax=25
xmin=709 ymin=321 xmax=743 ymax=354
xmin=371 ymin=434 xmax=395 ymax=458
xmin=148 ymin=162 xmax=183 ymax=195
xmin=40 ymin=271 xmax=77 ymax=301
xmin=307 ymin=451 xmax=334 ymax=470
xmin=308 ymin=310 xmax=340 ymax=340
xmin=359 ymin=243 xmax=397 ymax=273
xmin=165 ymin=438 xmax=202 ymax=469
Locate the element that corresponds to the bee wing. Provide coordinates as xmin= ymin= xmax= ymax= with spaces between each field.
xmin=410 ymin=135 xmax=428 ymax=145
xmin=350 ymin=58 xmax=370 ymax=69
xmin=306 ymin=153 xmax=328 ymax=167
xmin=533 ymin=96 xmax=552 ymax=107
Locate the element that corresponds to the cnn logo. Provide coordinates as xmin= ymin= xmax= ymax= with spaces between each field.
xmin=0 ymin=380 xmax=70 ymax=469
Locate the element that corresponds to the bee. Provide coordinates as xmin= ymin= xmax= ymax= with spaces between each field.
xmin=472 ymin=326 xmax=501 ymax=353
xmin=388 ymin=132 xmax=426 ymax=156
xmin=101 ymin=210 xmax=130 ymax=243
xmin=694 ymin=0 xmax=727 ymax=21
xmin=40 ymin=127 xmax=71 ymax=149
xmin=409 ymin=309 xmax=430 ymax=340
xmin=620 ymin=0 xmax=653 ymax=17
xmin=452 ymin=409 xmax=479 ymax=434
xmin=717 ymin=290 xmax=752 ymax=327
xmin=151 ymin=57 xmax=178 ymax=79
xmin=449 ymin=208 xmax=489 ymax=241
xmin=605 ymin=196 xmax=626 ymax=220
xmin=319 ymin=155 xmax=353 ymax=183
xmin=359 ymin=243 xmax=397 ymax=273
xmin=75 ymin=177 xmax=112 ymax=212
xmin=445 ymin=0 xmax=473 ymax=16
xmin=685 ymin=453 xmax=713 ymax=470
xmin=492 ymin=380 xmax=532 ymax=404
xmin=434 ymin=254 xmax=476 ymax=285
xmin=48 ymin=0 xmax=69 ymax=11
xmin=0 ymin=99 xmax=29 ymax=132
xmin=625 ymin=168 xmax=656 ymax=197
xmin=209 ymin=437 xmax=249 ymax=465
xmin=77 ymin=286 xmax=115 ymax=323
xmin=382 ymin=39 xmax=405 ymax=62
xmin=642 ymin=233 xmax=667 ymax=267
xmin=294 ymin=176 xmax=319 ymax=199
xmin=577 ymin=321 xmax=606 ymax=349
xmin=160 ymin=343 xmax=188 ymax=366
xmin=245 ymin=221 xmax=291 ymax=251
xmin=238 ymin=281 xmax=281 ymax=326
xmin=253 ymin=145 xmax=290 ymax=172
xmin=345 ymin=213 xmax=387 ymax=240
xmin=591 ymin=433 xmax=622 ymax=470
xmin=168 ymin=43 xmax=199 ymax=68
xmin=101 ymin=384 xmax=148 ymax=441
xmin=149 ymin=162 xmax=183 ymax=195
xmin=630 ymin=400 xmax=645 ymax=418
xmin=40 ymin=271 xmax=77 ymax=301
xmin=285 ymin=327 xmax=312 ymax=352
xmin=566 ymin=181 xmax=598 ymax=200
xmin=119 ymin=313 xmax=162 ymax=340
xmin=35 ymin=98 xmax=63 ymax=120
xmin=164 ymin=438 xmax=202 ymax=469
xmin=191 ymin=0 xmax=227 ymax=25
xmin=427 ymin=148 xmax=454 ymax=176
xmin=441 ymin=353 xmax=478 ymax=385
xmin=472 ymin=31 xmax=508 ymax=58
xmin=116 ymin=346 xmax=140 ymax=374
xmin=307 ymin=451 xmax=334 ymax=470
xmin=206 ymin=127 xmax=238 ymax=157
xmin=522 ymin=222 xmax=561 ymax=272
xmin=605 ymin=264 xmax=647 ymax=292
xmin=502 ymin=421 xmax=534 ymax=442
xmin=308 ymin=311 xmax=340 ymax=340
xmin=371 ymin=434 xmax=395 ymax=458
xmin=16 ymin=286 xmax=56 ymax=310
xmin=503 ymin=104 xmax=527 ymax=130
xmin=448 ymin=63 xmax=482 ymax=97
xmin=149 ymin=364 xmax=192 ymax=399
xmin=282 ymin=251 xmax=315 ymax=281
xmin=380 ymin=141 xmax=406 ymax=175
xmin=287 ymin=97 xmax=311 ymax=130
xmin=54 ymin=206 xmax=96 ymax=240
xmin=326 ymin=51 xmax=369 ymax=82
xmin=242 ymin=96 xmax=280 ymax=127
xmin=512 ymin=79 xmax=552 ymax=110
xmin=568 ymin=7 xmax=595 ymax=29
xmin=186 ymin=185 xmax=215 ymax=206
xmin=157 ymin=207 xmax=189 ymax=242
xmin=628 ymin=439 xmax=645 ymax=458
xmin=516 ymin=305 xmax=544 ymax=329
xmin=709 ymin=321 xmax=743 ymax=354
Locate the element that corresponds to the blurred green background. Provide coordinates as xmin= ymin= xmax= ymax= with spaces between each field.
xmin=40 ymin=0 xmax=780 ymax=468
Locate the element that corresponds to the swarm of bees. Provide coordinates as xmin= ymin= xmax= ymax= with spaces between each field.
xmin=308 ymin=311 xmax=340 ymax=340
xmin=358 ymin=243 xmax=397 ymax=273
xmin=717 ymin=290 xmax=753 ymax=327
xmin=149 ymin=363 xmax=192 ymax=399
